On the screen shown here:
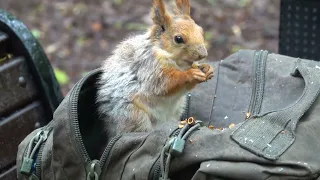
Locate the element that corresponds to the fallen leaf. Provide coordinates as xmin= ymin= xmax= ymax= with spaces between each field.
xmin=54 ymin=68 xmax=70 ymax=85
xmin=31 ymin=29 xmax=41 ymax=39
xmin=91 ymin=22 xmax=103 ymax=32
xmin=114 ymin=0 xmax=123 ymax=5
xmin=205 ymin=31 xmax=214 ymax=41
xmin=232 ymin=25 xmax=242 ymax=37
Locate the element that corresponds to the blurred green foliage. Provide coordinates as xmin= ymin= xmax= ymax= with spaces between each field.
xmin=54 ymin=68 xmax=70 ymax=85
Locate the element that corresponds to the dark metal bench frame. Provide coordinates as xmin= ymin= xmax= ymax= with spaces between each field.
xmin=279 ymin=0 xmax=320 ymax=61
xmin=0 ymin=10 xmax=63 ymax=180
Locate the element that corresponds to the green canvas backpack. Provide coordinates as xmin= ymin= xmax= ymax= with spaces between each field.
xmin=16 ymin=50 xmax=320 ymax=180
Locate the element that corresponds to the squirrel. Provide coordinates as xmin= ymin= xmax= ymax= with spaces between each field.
xmin=97 ymin=0 xmax=214 ymax=138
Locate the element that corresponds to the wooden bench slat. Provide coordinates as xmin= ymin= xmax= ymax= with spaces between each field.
xmin=0 ymin=101 xmax=44 ymax=170
xmin=0 ymin=57 xmax=38 ymax=116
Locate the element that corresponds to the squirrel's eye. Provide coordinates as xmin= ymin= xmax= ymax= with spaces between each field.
xmin=174 ymin=36 xmax=184 ymax=44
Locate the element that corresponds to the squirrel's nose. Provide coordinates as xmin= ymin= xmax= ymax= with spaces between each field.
xmin=197 ymin=45 xmax=208 ymax=59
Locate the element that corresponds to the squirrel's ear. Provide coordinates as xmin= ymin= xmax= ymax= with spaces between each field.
xmin=175 ymin=0 xmax=191 ymax=16
xmin=151 ymin=0 xmax=171 ymax=28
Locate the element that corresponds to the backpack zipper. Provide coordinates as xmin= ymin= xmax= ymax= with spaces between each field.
xmin=84 ymin=135 xmax=122 ymax=180
xmin=247 ymin=50 xmax=268 ymax=118
xmin=21 ymin=128 xmax=45 ymax=168
xmin=99 ymin=90 xmax=190 ymax=179
xmin=69 ymin=69 xmax=124 ymax=180
xmin=151 ymin=160 xmax=161 ymax=180
xmin=99 ymin=135 xmax=122 ymax=166
xmin=150 ymin=119 xmax=202 ymax=180
xmin=20 ymin=129 xmax=50 ymax=179
xmin=98 ymin=134 xmax=122 ymax=179
xmin=69 ymin=69 xmax=101 ymax=179
xmin=70 ymin=78 xmax=91 ymax=165
xmin=149 ymin=128 xmax=180 ymax=180
xmin=68 ymin=69 xmax=191 ymax=179
xmin=35 ymin=143 xmax=45 ymax=179
xmin=181 ymin=93 xmax=191 ymax=120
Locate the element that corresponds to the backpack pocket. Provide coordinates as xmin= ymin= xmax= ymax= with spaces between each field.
xmin=231 ymin=59 xmax=320 ymax=160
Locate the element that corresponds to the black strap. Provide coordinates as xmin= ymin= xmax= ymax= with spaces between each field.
xmin=231 ymin=59 xmax=320 ymax=160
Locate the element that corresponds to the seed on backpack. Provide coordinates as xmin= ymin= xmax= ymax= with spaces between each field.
xmin=229 ymin=123 xmax=235 ymax=129
xmin=180 ymin=120 xmax=187 ymax=125
xmin=187 ymin=117 xmax=195 ymax=125
xmin=178 ymin=124 xmax=184 ymax=129
xmin=208 ymin=125 xmax=214 ymax=129
xmin=246 ymin=112 xmax=251 ymax=119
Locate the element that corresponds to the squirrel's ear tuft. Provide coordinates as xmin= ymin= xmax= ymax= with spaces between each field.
xmin=175 ymin=0 xmax=191 ymax=16
xmin=151 ymin=0 xmax=171 ymax=28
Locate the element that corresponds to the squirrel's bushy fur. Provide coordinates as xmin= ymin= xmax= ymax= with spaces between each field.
xmin=97 ymin=0 xmax=214 ymax=138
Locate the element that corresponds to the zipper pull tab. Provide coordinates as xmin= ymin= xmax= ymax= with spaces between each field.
xmin=35 ymin=130 xmax=49 ymax=142
xmin=20 ymin=130 xmax=50 ymax=176
xmin=21 ymin=157 xmax=34 ymax=175
xmin=86 ymin=160 xmax=102 ymax=180
xmin=29 ymin=130 xmax=49 ymax=158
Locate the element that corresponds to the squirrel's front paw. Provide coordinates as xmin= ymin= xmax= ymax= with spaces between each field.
xmin=194 ymin=64 xmax=214 ymax=81
xmin=192 ymin=64 xmax=214 ymax=80
xmin=187 ymin=68 xmax=207 ymax=82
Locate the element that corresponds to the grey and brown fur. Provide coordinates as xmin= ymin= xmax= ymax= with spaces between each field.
xmin=97 ymin=0 xmax=213 ymax=138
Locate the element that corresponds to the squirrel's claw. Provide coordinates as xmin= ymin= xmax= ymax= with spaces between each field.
xmin=198 ymin=64 xmax=214 ymax=81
